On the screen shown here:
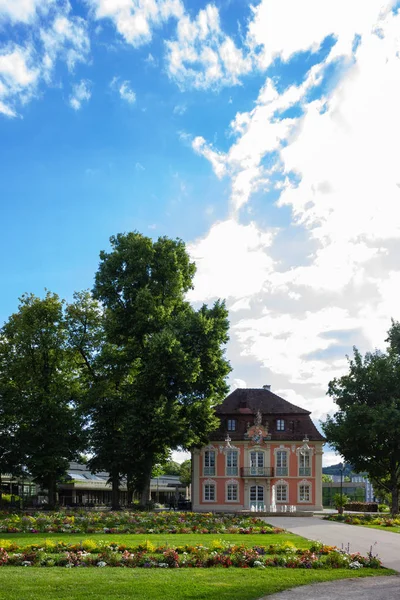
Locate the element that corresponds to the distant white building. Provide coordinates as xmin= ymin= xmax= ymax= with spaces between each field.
xmin=351 ymin=475 xmax=375 ymax=502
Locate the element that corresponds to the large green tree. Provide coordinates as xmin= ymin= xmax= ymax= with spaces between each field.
xmin=322 ymin=325 xmax=400 ymax=515
xmin=66 ymin=290 xmax=133 ymax=510
xmin=0 ymin=293 xmax=86 ymax=507
xmin=90 ymin=232 xmax=231 ymax=505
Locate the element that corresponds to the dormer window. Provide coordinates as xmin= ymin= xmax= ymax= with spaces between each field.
xmin=227 ymin=419 xmax=236 ymax=431
xmin=277 ymin=419 xmax=285 ymax=431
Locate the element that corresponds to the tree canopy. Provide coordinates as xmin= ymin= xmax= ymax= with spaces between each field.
xmin=0 ymin=293 xmax=86 ymax=507
xmin=322 ymin=322 xmax=400 ymax=515
xmin=90 ymin=232 xmax=231 ymax=505
xmin=0 ymin=232 xmax=231 ymax=508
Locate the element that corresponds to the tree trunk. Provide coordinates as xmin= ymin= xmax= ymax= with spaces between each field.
xmin=126 ymin=476 xmax=134 ymax=506
xmin=391 ymin=483 xmax=399 ymax=516
xmin=0 ymin=473 xmax=2 ymax=510
xmin=111 ymin=470 xmax=120 ymax=510
xmin=47 ymin=476 xmax=57 ymax=509
xmin=140 ymin=473 xmax=151 ymax=507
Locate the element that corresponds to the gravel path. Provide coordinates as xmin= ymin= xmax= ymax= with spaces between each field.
xmin=265 ymin=516 xmax=400 ymax=571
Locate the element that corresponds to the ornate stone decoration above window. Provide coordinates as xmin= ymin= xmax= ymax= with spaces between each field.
xmin=219 ymin=434 xmax=239 ymax=454
xmin=203 ymin=478 xmax=217 ymax=485
xmin=273 ymin=444 xmax=289 ymax=455
xmin=295 ymin=436 xmax=315 ymax=456
xmin=226 ymin=478 xmax=239 ymax=486
xmin=203 ymin=444 xmax=216 ymax=452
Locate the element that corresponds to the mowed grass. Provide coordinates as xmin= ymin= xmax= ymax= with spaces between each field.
xmin=0 ymin=568 xmax=392 ymax=600
xmin=0 ymin=531 xmax=393 ymax=600
xmin=0 ymin=532 xmax=311 ymax=548
xmin=361 ymin=523 xmax=400 ymax=534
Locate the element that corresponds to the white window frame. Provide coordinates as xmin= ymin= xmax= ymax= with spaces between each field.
xmin=204 ymin=450 xmax=216 ymax=476
xmin=276 ymin=419 xmax=285 ymax=431
xmin=275 ymin=449 xmax=289 ymax=476
xmin=225 ymin=479 xmax=239 ymax=502
xmin=203 ymin=479 xmax=217 ymax=502
xmin=249 ymin=450 xmax=265 ymax=475
xmin=227 ymin=419 xmax=236 ymax=431
xmin=298 ymin=452 xmax=311 ymax=477
xmin=226 ymin=450 xmax=239 ymax=476
xmin=298 ymin=480 xmax=311 ymax=503
xmin=275 ymin=480 xmax=288 ymax=503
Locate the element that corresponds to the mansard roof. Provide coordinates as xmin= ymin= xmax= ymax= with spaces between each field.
xmin=210 ymin=387 xmax=325 ymax=442
xmin=216 ymin=387 xmax=311 ymax=416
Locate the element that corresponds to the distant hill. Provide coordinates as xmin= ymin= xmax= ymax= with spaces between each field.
xmin=322 ymin=462 xmax=354 ymax=477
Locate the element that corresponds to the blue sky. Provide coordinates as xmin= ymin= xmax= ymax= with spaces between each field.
xmin=2 ymin=0 xmax=400 ymax=465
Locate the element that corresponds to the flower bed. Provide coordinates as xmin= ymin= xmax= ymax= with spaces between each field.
xmin=324 ymin=514 xmax=400 ymax=527
xmin=0 ymin=539 xmax=383 ymax=569
xmin=0 ymin=512 xmax=283 ymax=535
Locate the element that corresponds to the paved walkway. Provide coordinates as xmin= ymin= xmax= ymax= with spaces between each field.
xmin=260 ymin=576 xmax=400 ymax=600
xmin=265 ymin=516 xmax=400 ymax=571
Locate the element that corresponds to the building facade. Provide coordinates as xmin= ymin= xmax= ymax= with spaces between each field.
xmin=192 ymin=387 xmax=324 ymax=512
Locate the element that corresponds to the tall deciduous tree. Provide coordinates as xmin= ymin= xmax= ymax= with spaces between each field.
xmin=91 ymin=232 xmax=231 ymax=505
xmin=179 ymin=460 xmax=192 ymax=488
xmin=322 ymin=326 xmax=400 ymax=515
xmin=66 ymin=290 xmax=134 ymax=510
xmin=0 ymin=293 xmax=86 ymax=507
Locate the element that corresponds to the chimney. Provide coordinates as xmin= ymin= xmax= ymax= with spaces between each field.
xmin=263 ymin=384 xmax=271 ymax=391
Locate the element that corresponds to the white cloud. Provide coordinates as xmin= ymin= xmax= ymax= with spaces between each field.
xmin=171 ymin=449 xmax=190 ymax=464
xmin=0 ymin=3 xmax=90 ymax=116
xmin=119 ymin=80 xmax=136 ymax=104
xmin=110 ymin=76 xmax=136 ymax=104
xmin=69 ymin=79 xmax=91 ymax=110
xmin=88 ymin=0 xmax=184 ymax=47
xmin=0 ymin=0 xmax=53 ymax=24
xmin=247 ymin=0 xmax=394 ymax=69
xmin=187 ymin=3 xmax=400 ymax=430
xmin=230 ymin=378 xmax=247 ymax=391
xmin=166 ymin=4 xmax=252 ymax=89
xmin=0 ymin=45 xmax=39 ymax=116
xmin=188 ymin=219 xmax=275 ymax=302
xmin=89 ymin=0 xmax=252 ymax=90
xmin=173 ymin=103 xmax=186 ymax=115
xmin=40 ymin=13 xmax=91 ymax=76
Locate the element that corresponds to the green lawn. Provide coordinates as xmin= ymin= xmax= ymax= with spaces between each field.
xmin=0 ymin=568 xmax=392 ymax=600
xmin=361 ymin=524 xmax=400 ymax=534
xmin=0 ymin=530 xmax=393 ymax=600
xmin=0 ymin=532 xmax=311 ymax=548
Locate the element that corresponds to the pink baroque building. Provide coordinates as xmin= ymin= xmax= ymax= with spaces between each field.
xmin=192 ymin=387 xmax=325 ymax=512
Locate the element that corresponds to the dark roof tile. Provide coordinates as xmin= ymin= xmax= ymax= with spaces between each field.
xmin=216 ymin=388 xmax=311 ymax=415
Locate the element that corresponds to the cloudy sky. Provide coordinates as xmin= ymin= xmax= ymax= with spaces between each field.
xmin=1 ymin=0 xmax=400 ymax=466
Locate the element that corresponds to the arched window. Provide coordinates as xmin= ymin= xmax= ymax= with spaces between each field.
xmin=204 ymin=449 xmax=216 ymax=476
xmin=226 ymin=450 xmax=238 ymax=476
xmin=226 ymin=479 xmax=239 ymax=502
xmin=203 ymin=479 xmax=217 ymax=502
xmin=275 ymin=480 xmax=288 ymax=503
xmin=298 ymin=480 xmax=311 ymax=503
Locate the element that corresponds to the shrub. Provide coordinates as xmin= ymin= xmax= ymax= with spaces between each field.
xmin=344 ymin=502 xmax=378 ymax=512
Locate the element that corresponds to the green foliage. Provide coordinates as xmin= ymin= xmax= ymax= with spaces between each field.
xmin=0 ymin=292 xmax=86 ymax=506
xmin=179 ymin=459 xmax=191 ymax=487
xmin=322 ymin=322 xmax=400 ymax=515
xmin=322 ymin=474 xmax=333 ymax=482
xmin=0 ymin=232 xmax=230 ymax=509
xmin=89 ymin=232 xmax=230 ymax=504
xmin=333 ymin=494 xmax=349 ymax=509
xmin=159 ymin=460 xmax=181 ymax=476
